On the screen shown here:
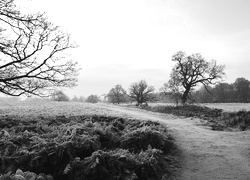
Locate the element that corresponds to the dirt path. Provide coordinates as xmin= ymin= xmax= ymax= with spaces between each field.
xmin=99 ymin=104 xmax=250 ymax=180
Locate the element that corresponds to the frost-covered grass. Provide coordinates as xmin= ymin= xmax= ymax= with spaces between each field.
xmin=0 ymin=100 xmax=112 ymax=117
xmin=0 ymin=101 xmax=178 ymax=180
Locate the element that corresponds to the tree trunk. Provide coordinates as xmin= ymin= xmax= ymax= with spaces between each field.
xmin=181 ymin=86 xmax=191 ymax=104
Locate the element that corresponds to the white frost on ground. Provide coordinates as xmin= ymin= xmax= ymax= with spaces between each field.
xmin=100 ymin=104 xmax=250 ymax=180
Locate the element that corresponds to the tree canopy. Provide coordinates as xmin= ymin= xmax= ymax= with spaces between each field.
xmin=194 ymin=77 xmax=250 ymax=103
xmin=51 ymin=90 xmax=69 ymax=102
xmin=0 ymin=0 xmax=79 ymax=97
xmin=86 ymin=95 xmax=100 ymax=103
xmin=107 ymin=84 xmax=127 ymax=104
xmin=166 ymin=51 xmax=225 ymax=104
xmin=128 ymin=80 xmax=156 ymax=105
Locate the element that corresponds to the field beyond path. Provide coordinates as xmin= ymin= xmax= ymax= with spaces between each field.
xmin=100 ymin=104 xmax=250 ymax=180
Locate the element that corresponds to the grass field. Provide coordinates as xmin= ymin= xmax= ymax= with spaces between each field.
xmin=0 ymin=100 xmax=111 ymax=117
xmin=0 ymin=100 xmax=177 ymax=180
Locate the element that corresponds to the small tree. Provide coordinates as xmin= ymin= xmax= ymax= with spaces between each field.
xmin=0 ymin=0 xmax=79 ymax=97
xmin=86 ymin=95 xmax=100 ymax=103
xmin=107 ymin=84 xmax=127 ymax=104
xmin=51 ymin=90 xmax=69 ymax=101
xmin=168 ymin=51 xmax=225 ymax=104
xmin=128 ymin=80 xmax=156 ymax=105
xmin=79 ymin=96 xmax=85 ymax=102
xmin=72 ymin=95 xmax=79 ymax=102
xmin=160 ymin=71 xmax=183 ymax=105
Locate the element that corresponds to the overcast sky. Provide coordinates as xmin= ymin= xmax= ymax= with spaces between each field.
xmin=19 ymin=0 xmax=250 ymax=97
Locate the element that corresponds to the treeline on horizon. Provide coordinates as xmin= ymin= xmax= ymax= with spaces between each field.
xmin=191 ymin=77 xmax=250 ymax=103
xmin=2 ymin=77 xmax=249 ymax=105
xmin=106 ymin=77 xmax=250 ymax=104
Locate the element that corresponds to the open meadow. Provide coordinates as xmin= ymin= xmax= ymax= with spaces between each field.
xmin=0 ymin=100 xmax=177 ymax=180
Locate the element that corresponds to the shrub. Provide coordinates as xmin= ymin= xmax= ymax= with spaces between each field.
xmin=144 ymin=104 xmax=250 ymax=131
xmin=65 ymin=147 xmax=172 ymax=180
xmin=121 ymin=126 xmax=175 ymax=153
xmin=148 ymin=105 xmax=222 ymax=118
xmin=0 ymin=115 xmax=177 ymax=180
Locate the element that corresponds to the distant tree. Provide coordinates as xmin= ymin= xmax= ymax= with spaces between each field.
xmin=233 ymin=78 xmax=250 ymax=102
xmin=160 ymin=71 xmax=183 ymax=105
xmin=107 ymin=84 xmax=127 ymax=104
xmin=0 ymin=0 xmax=79 ymax=97
xmin=169 ymin=51 xmax=225 ymax=104
xmin=193 ymin=85 xmax=213 ymax=103
xmin=128 ymin=80 xmax=156 ymax=105
xmin=72 ymin=95 xmax=79 ymax=102
xmin=51 ymin=90 xmax=69 ymax=102
xmin=212 ymin=83 xmax=234 ymax=103
xmin=78 ymin=96 xmax=85 ymax=102
xmin=86 ymin=95 xmax=100 ymax=103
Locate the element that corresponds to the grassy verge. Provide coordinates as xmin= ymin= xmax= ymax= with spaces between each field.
xmin=142 ymin=105 xmax=250 ymax=131
xmin=0 ymin=114 xmax=178 ymax=180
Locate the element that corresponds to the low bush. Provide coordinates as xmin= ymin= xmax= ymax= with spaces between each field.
xmin=0 ymin=115 xmax=177 ymax=180
xmin=121 ymin=126 xmax=175 ymax=153
xmin=220 ymin=110 xmax=250 ymax=131
xmin=148 ymin=105 xmax=222 ymax=119
xmin=143 ymin=105 xmax=250 ymax=131
xmin=0 ymin=169 xmax=53 ymax=180
xmin=64 ymin=147 xmax=174 ymax=180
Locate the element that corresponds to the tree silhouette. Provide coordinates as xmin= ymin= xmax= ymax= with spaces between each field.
xmin=233 ymin=77 xmax=250 ymax=103
xmin=107 ymin=84 xmax=127 ymax=104
xmin=51 ymin=90 xmax=69 ymax=101
xmin=168 ymin=51 xmax=225 ymax=104
xmin=128 ymin=80 xmax=156 ymax=105
xmin=0 ymin=0 xmax=79 ymax=96
xmin=86 ymin=95 xmax=100 ymax=103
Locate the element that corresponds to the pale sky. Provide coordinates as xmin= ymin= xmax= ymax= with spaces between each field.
xmin=19 ymin=0 xmax=250 ymax=97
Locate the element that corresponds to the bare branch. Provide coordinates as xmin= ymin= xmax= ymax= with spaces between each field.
xmin=128 ymin=80 xmax=156 ymax=105
xmin=167 ymin=51 xmax=225 ymax=104
xmin=0 ymin=0 xmax=79 ymax=96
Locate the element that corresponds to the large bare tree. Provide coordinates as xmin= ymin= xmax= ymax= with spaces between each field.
xmin=0 ymin=0 xmax=79 ymax=96
xmin=167 ymin=51 xmax=225 ymax=104
xmin=128 ymin=80 xmax=156 ymax=105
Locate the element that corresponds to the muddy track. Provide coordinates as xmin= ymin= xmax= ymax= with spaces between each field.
xmin=99 ymin=104 xmax=250 ymax=180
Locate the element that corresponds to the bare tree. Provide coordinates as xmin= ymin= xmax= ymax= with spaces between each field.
xmin=128 ymin=80 xmax=156 ymax=105
xmin=107 ymin=84 xmax=127 ymax=104
xmin=0 ymin=0 xmax=79 ymax=97
xmin=168 ymin=51 xmax=225 ymax=104
xmin=160 ymin=70 xmax=184 ymax=105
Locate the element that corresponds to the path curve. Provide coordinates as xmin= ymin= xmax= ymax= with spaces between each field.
xmin=99 ymin=104 xmax=250 ymax=180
